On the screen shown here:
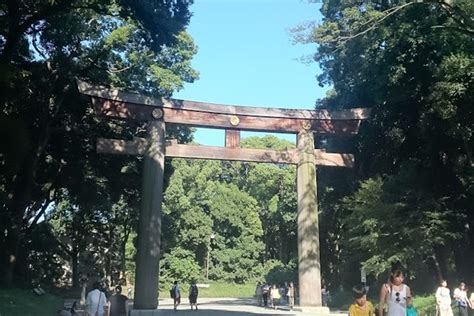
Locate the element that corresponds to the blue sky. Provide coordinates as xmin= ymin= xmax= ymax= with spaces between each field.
xmin=173 ymin=0 xmax=327 ymax=146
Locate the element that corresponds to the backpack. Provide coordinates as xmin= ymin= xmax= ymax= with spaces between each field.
xmin=170 ymin=286 xmax=176 ymax=298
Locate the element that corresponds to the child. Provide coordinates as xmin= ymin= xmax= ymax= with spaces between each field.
xmin=349 ymin=285 xmax=375 ymax=316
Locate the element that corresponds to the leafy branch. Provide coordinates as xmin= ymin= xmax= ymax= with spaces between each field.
xmin=331 ymin=0 xmax=473 ymax=46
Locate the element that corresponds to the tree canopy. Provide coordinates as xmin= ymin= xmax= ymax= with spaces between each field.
xmin=0 ymin=0 xmax=197 ymax=286
xmin=298 ymin=0 xmax=474 ymax=289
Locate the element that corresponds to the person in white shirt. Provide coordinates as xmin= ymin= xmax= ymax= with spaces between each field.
xmin=469 ymin=292 xmax=474 ymax=312
xmin=436 ymin=280 xmax=453 ymax=316
xmin=453 ymin=282 xmax=469 ymax=316
xmin=378 ymin=266 xmax=412 ymax=316
xmin=86 ymin=281 xmax=107 ymax=316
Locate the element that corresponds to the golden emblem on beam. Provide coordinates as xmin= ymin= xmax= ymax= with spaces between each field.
xmin=302 ymin=121 xmax=311 ymax=130
xmin=229 ymin=115 xmax=240 ymax=126
xmin=151 ymin=108 xmax=163 ymax=119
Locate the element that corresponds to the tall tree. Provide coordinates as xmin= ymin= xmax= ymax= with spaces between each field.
xmin=240 ymin=136 xmax=298 ymax=264
xmin=0 ymin=0 xmax=198 ymax=285
xmin=162 ymin=158 xmax=265 ymax=283
xmin=297 ymin=0 xmax=473 ymax=288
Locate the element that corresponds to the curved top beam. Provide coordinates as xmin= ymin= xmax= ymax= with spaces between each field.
xmin=78 ymin=80 xmax=370 ymax=121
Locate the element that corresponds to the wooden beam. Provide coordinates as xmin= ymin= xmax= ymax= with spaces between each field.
xmin=97 ymin=137 xmax=148 ymax=155
xmin=96 ymin=138 xmax=354 ymax=167
xmin=225 ymin=130 xmax=240 ymax=148
xmin=92 ymin=98 xmax=362 ymax=134
xmin=163 ymin=107 xmax=362 ymax=134
xmin=166 ymin=143 xmax=298 ymax=164
xmin=79 ymin=80 xmax=370 ymax=120
xmin=314 ymin=151 xmax=354 ymax=168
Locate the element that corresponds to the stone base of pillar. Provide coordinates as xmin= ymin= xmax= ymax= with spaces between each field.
xmin=130 ymin=309 xmax=159 ymax=316
xmin=293 ymin=306 xmax=332 ymax=314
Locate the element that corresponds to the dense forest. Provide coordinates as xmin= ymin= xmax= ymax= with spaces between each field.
xmin=1 ymin=0 xmax=472 ymax=297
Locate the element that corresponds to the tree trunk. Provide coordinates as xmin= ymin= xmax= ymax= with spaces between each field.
xmin=4 ymin=152 xmax=37 ymax=284
xmin=119 ymin=235 xmax=128 ymax=284
xmin=72 ymin=251 xmax=79 ymax=289
xmin=431 ymin=248 xmax=444 ymax=282
xmin=3 ymin=225 xmax=21 ymax=285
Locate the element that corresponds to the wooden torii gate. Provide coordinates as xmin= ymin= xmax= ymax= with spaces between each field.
xmin=78 ymin=81 xmax=370 ymax=312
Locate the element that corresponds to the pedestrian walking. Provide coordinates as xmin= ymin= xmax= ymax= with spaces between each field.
xmin=287 ymin=282 xmax=295 ymax=311
xmin=255 ymin=283 xmax=263 ymax=306
xmin=188 ymin=281 xmax=199 ymax=311
xmin=378 ymin=265 xmax=412 ymax=316
xmin=349 ymin=285 xmax=375 ymax=316
xmin=86 ymin=281 xmax=107 ymax=316
xmin=108 ymin=285 xmax=128 ymax=316
xmin=262 ymin=283 xmax=270 ymax=307
xmin=436 ymin=280 xmax=454 ymax=316
xmin=171 ymin=281 xmax=181 ymax=311
xmin=454 ymin=282 xmax=469 ymax=316
xmin=270 ymin=284 xmax=281 ymax=310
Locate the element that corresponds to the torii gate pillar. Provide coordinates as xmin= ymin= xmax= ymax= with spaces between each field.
xmin=133 ymin=120 xmax=165 ymax=309
xmin=297 ymin=129 xmax=327 ymax=311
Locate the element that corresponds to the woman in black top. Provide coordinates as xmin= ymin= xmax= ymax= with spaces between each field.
xmin=108 ymin=286 xmax=128 ymax=316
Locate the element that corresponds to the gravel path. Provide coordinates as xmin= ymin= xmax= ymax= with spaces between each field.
xmin=63 ymin=297 xmax=347 ymax=316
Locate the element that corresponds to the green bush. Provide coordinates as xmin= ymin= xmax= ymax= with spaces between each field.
xmin=264 ymin=259 xmax=297 ymax=286
xmin=159 ymin=247 xmax=201 ymax=293
xmin=413 ymin=295 xmax=436 ymax=316
xmin=159 ymin=281 xmax=255 ymax=298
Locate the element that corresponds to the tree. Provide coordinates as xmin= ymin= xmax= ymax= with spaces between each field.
xmin=240 ymin=136 xmax=298 ymax=264
xmin=0 ymin=0 xmax=198 ymax=285
xmin=296 ymin=0 xmax=474 ymax=289
xmin=162 ymin=158 xmax=265 ymax=283
xmin=159 ymin=247 xmax=201 ymax=291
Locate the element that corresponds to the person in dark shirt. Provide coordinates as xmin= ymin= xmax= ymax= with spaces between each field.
xmin=188 ymin=281 xmax=199 ymax=310
xmin=108 ymin=286 xmax=128 ymax=316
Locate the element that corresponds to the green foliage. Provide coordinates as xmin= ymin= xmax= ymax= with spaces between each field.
xmin=264 ymin=259 xmax=298 ymax=286
xmin=241 ymin=135 xmax=295 ymax=151
xmin=26 ymin=223 xmax=67 ymax=286
xmin=293 ymin=0 xmax=474 ymax=291
xmin=413 ymin=295 xmax=437 ymax=316
xmin=155 ymin=136 xmax=300 ymax=285
xmin=341 ymin=172 xmax=463 ymax=279
xmin=197 ymin=282 xmax=257 ymax=298
xmin=159 ymin=247 xmax=201 ymax=291
xmin=0 ymin=0 xmax=197 ymax=286
xmin=162 ymin=158 xmax=266 ymax=284
xmin=125 ymin=231 xmax=137 ymax=284
xmin=0 ymin=288 xmax=62 ymax=316
xmin=158 ymin=282 xmax=256 ymax=299
xmin=239 ymin=137 xmax=298 ymax=264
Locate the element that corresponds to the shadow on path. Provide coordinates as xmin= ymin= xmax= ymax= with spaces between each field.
xmin=154 ymin=298 xmax=303 ymax=315
xmin=152 ymin=309 xmax=301 ymax=316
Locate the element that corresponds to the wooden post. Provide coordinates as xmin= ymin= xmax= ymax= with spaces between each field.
xmin=296 ymin=129 xmax=323 ymax=308
xmin=225 ymin=130 xmax=241 ymax=148
xmin=133 ymin=120 xmax=165 ymax=309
